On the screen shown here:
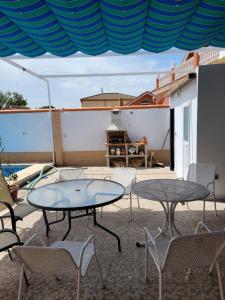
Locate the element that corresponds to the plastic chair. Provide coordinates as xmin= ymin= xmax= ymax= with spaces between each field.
xmin=101 ymin=167 xmax=138 ymax=221
xmin=144 ymin=222 xmax=225 ymax=300
xmin=13 ymin=234 xmax=104 ymax=300
xmin=186 ymin=163 xmax=216 ymax=222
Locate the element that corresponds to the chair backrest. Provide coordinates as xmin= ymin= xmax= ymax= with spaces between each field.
xmin=187 ymin=163 xmax=216 ymax=192
xmin=162 ymin=231 xmax=225 ymax=273
xmin=0 ymin=170 xmax=14 ymax=210
xmin=13 ymin=246 xmax=77 ymax=274
xmin=58 ymin=168 xmax=86 ymax=182
xmin=112 ymin=167 xmax=136 ymax=194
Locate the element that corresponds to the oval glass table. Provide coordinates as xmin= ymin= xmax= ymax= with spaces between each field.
xmin=132 ymin=179 xmax=210 ymax=241
xmin=28 ymin=179 xmax=125 ymax=251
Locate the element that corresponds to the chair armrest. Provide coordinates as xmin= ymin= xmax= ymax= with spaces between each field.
xmin=23 ymin=233 xmax=46 ymax=246
xmin=104 ymin=176 xmax=111 ymax=180
xmin=144 ymin=227 xmax=160 ymax=266
xmin=206 ymin=181 xmax=215 ymax=194
xmin=79 ymin=234 xmax=95 ymax=266
xmin=0 ymin=200 xmax=16 ymax=231
xmin=144 ymin=227 xmax=156 ymax=245
xmin=194 ymin=221 xmax=212 ymax=234
xmin=132 ymin=177 xmax=137 ymax=186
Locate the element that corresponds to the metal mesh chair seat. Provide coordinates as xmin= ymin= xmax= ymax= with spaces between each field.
xmin=50 ymin=241 xmax=94 ymax=276
xmin=1 ymin=203 xmax=36 ymax=220
xmin=144 ymin=223 xmax=225 ymax=300
xmin=0 ymin=229 xmax=20 ymax=251
xmin=13 ymin=234 xmax=103 ymax=300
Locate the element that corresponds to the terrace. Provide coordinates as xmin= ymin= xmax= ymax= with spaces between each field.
xmin=1 ymin=1 xmax=225 ymax=300
xmin=1 ymin=167 xmax=225 ymax=299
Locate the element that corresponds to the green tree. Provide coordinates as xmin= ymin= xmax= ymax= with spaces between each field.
xmin=0 ymin=91 xmax=28 ymax=109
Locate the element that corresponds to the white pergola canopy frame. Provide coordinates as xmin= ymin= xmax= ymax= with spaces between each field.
xmin=1 ymin=46 xmax=223 ymax=164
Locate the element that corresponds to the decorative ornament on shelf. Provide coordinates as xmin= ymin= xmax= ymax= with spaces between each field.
xmin=128 ymin=147 xmax=136 ymax=155
xmin=116 ymin=148 xmax=121 ymax=155
xmin=110 ymin=148 xmax=116 ymax=155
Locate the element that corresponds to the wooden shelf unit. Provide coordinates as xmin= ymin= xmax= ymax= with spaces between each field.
xmin=105 ymin=142 xmax=148 ymax=167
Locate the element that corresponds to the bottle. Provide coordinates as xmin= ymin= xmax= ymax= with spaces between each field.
xmin=116 ymin=148 xmax=121 ymax=155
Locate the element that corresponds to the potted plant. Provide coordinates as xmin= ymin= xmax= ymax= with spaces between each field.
xmin=0 ymin=138 xmax=19 ymax=201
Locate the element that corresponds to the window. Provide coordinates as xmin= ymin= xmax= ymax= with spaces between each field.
xmin=183 ymin=106 xmax=189 ymax=142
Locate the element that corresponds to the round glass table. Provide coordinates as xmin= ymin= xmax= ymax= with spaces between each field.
xmin=132 ymin=179 xmax=210 ymax=240
xmin=28 ymin=179 xmax=125 ymax=251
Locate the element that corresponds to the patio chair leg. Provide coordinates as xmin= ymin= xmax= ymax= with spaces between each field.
xmin=137 ymin=196 xmax=140 ymax=208
xmin=24 ymin=272 xmax=29 ymax=286
xmin=100 ymin=207 xmax=103 ymax=218
xmin=77 ymin=270 xmax=81 ymax=300
xmin=216 ymin=261 xmax=224 ymax=300
xmin=129 ymin=193 xmax=133 ymax=221
xmin=202 ymin=201 xmax=206 ymax=225
xmin=159 ymin=272 xmax=163 ymax=300
xmin=214 ymin=194 xmax=218 ymax=217
xmin=0 ymin=217 xmax=4 ymax=229
xmin=18 ymin=264 xmax=24 ymax=300
xmin=145 ymin=240 xmax=148 ymax=281
xmin=8 ymin=249 xmax=13 ymax=261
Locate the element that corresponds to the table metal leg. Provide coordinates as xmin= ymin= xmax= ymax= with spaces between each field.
xmin=155 ymin=202 xmax=169 ymax=239
xmin=171 ymin=203 xmax=181 ymax=236
xmin=93 ymin=208 xmax=121 ymax=252
xmin=62 ymin=211 xmax=71 ymax=241
xmin=42 ymin=210 xmax=66 ymax=238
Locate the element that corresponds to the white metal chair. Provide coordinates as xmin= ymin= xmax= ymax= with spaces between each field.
xmin=57 ymin=167 xmax=86 ymax=181
xmin=13 ymin=233 xmax=104 ymax=300
xmin=101 ymin=167 xmax=139 ymax=221
xmin=144 ymin=222 xmax=225 ymax=300
xmin=186 ymin=163 xmax=216 ymax=222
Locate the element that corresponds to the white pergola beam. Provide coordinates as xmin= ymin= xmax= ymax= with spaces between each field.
xmin=41 ymin=69 xmax=195 ymax=79
xmin=7 ymin=47 xmax=224 ymax=60
xmin=1 ymin=58 xmax=46 ymax=82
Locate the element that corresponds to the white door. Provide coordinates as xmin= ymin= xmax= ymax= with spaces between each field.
xmin=183 ymin=105 xmax=190 ymax=178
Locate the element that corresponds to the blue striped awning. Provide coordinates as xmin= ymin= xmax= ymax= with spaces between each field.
xmin=0 ymin=0 xmax=225 ymax=57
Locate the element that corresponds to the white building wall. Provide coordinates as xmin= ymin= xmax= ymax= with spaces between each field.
xmin=170 ymin=80 xmax=197 ymax=178
xmin=61 ymin=108 xmax=170 ymax=151
xmin=0 ymin=112 xmax=53 ymax=152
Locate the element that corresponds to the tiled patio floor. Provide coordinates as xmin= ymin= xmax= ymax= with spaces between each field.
xmin=1 ymin=167 xmax=225 ymax=299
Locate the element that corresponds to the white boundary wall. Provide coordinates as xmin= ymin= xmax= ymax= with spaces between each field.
xmin=61 ymin=108 xmax=170 ymax=151
xmin=0 ymin=108 xmax=170 ymax=153
xmin=0 ymin=112 xmax=53 ymax=152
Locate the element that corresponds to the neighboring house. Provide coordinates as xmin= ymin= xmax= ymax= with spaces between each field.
xmin=80 ymin=93 xmax=135 ymax=107
xmin=126 ymin=91 xmax=156 ymax=106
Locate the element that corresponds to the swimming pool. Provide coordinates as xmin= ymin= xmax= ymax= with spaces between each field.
xmin=1 ymin=164 xmax=30 ymax=177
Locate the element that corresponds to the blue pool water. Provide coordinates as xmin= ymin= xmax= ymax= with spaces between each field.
xmin=1 ymin=164 xmax=30 ymax=177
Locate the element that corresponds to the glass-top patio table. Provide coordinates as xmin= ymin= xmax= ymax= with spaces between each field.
xmin=132 ymin=179 xmax=210 ymax=242
xmin=28 ymin=179 xmax=125 ymax=251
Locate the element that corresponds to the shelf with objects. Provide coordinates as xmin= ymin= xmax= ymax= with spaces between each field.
xmin=105 ymin=132 xmax=148 ymax=167
xmin=105 ymin=109 xmax=149 ymax=168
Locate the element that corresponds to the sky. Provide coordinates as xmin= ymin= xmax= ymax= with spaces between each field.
xmin=0 ymin=52 xmax=184 ymax=108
